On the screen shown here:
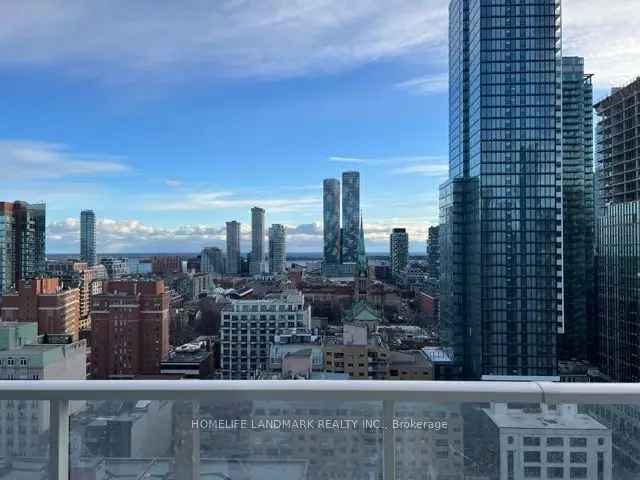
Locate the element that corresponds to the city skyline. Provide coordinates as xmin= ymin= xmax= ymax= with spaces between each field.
xmin=1 ymin=1 xmax=638 ymax=254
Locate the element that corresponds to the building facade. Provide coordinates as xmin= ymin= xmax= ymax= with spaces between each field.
xmin=0 ymin=201 xmax=46 ymax=294
xmin=225 ymin=221 xmax=241 ymax=275
xmin=427 ymin=225 xmax=440 ymax=278
xmin=560 ymin=57 xmax=595 ymax=362
xmin=0 ymin=278 xmax=80 ymax=341
xmin=220 ymin=291 xmax=311 ymax=379
xmin=80 ymin=209 xmax=97 ymax=266
xmin=0 ymin=322 xmax=86 ymax=458
xmin=390 ymin=228 xmax=409 ymax=278
xmin=91 ymin=280 xmax=169 ymax=378
xmin=250 ymin=207 xmax=266 ymax=275
xmin=341 ymin=171 xmax=360 ymax=263
xmin=323 ymin=178 xmax=341 ymax=265
xmin=46 ymin=260 xmax=96 ymax=330
xmin=439 ymin=0 xmax=564 ymax=379
xmin=268 ymin=224 xmax=286 ymax=274
xmin=200 ymin=247 xmax=225 ymax=275
xmin=100 ymin=257 xmax=129 ymax=279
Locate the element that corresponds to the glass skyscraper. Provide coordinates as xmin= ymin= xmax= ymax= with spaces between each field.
xmin=323 ymin=178 xmax=341 ymax=265
xmin=559 ymin=57 xmax=594 ymax=362
xmin=80 ymin=209 xmax=97 ymax=267
xmin=225 ymin=221 xmax=241 ymax=275
xmin=341 ymin=171 xmax=360 ymax=263
xmin=440 ymin=0 xmax=564 ymax=379
xmin=250 ymin=207 xmax=265 ymax=275
xmin=268 ymin=224 xmax=286 ymax=274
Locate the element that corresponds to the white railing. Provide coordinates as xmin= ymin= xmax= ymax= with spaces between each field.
xmin=1 ymin=380 xmax=639 ymax=480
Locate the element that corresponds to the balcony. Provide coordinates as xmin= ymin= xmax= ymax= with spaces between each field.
xmin=1 ymin=380 xmax=639 ymax=479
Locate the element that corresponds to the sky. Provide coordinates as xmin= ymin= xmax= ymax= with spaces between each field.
xmin=1 ymin=0 xmax=639 ymax=254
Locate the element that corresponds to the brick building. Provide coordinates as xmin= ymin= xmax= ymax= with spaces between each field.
xmin=0 ymin=278 xmax=80 ymax=340
xmin=91 ymin=280 xmax=169 ymax=378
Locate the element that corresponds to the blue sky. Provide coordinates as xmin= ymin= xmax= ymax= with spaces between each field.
xmin=1 ymin=0 xmax=638 ymax=253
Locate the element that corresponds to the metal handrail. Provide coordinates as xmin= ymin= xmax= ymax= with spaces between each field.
xmin=0 ymin=380 xmax=638 ymax=404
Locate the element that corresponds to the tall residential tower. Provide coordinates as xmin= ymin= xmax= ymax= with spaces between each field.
xmin=323 ymin=179 xmax=341 ymax=265
xmin=225 ymin=221 xmax=241 ymax=275
xmin=250 ymin=207 xmax=266 ymax=275
xmin=439 ymin=0 xmax=564 ymax=379
xmin=268 ymin=224 xmax=286 ymax=274
xmin=80 ymin=209 xmax=97 ymax=266
xmin=341 ymin=171 xmax=360 ymax=263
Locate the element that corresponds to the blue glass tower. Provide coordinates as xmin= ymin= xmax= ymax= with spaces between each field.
xmin=440 ymin=0 xmax=564 ymax=379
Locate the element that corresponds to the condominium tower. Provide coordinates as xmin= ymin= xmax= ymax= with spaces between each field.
xmin=250 ymin=207 xmax=266 ymax=275
xmin=390 ymin=228 xmax=409 ymax=278
xmin=439 ymin=0 xmax=564 ymax=379
xmin=323 ymin=178 xmax=341 ymax=265
xmin=225 ymin=221 xmax=241 ymax=275
xmin=80 ymin=209 xmax=97 ymax=266
xmin=341 ymin=171 xmax=360 ymax=263
xmin=269 ymin=224 xmax=286 ymax=274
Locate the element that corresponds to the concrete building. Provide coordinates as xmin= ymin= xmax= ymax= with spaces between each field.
xmin=268 ymin=224 xmax=286 ymax=274
xmin=440 ymin=0 xmax=564 ymax=379
xmin=323 ymin=178 xmax=341 ymax=265
xmin=0 ymin=322 xmax=86 ymax=458
xmin=250 ymin=207 xmax=266 ymax=275
xmin=469 ymin=403 xmax=611 ymax=480
xmin=341 ymin=171 xmax=360 ymax=263
xmin=226 ymin=221 xmax=241 ymax=275
xmin=100 ymin=257 xmax=129 ymax=279
xmin=323 ymin=324 xmax=389 ymax=380
xmin=220 ymin=291 xmax=311 ymax=379
xmin=390 ymin=228 xmax=409 ymax=278
xmin=0 ymin=201 xmax=46 ymax=294
xmin=91 ymin=280 xmax=169 ymax=378
xmin=173 ymin=272 xmax=212 ymax=302
xmin=80 ymin=209 xmax=97 ymax=267
xmin=1 ymin=277 xmax=80 ymax=340
xmin=200 ymin=247 xmax=225 ymax=276
xmin=268 ymin=330 xmax=323 ymax=374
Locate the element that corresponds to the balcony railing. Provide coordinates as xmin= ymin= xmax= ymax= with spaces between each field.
xmin=1 ymin=380 xmax=639 ymax=480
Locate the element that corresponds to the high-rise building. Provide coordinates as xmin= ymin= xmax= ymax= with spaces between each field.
xmin=200 ymin=247 xmax=225 ymax=275
xmin=220 ymin=291 xmax=311 ymax=379
xmin=46 ymin=259 xmax=96 ymax=331
xmin=0 ymin=278 xmax=80 ymax=341
xmin=341 ymin=171 xmax=360 ymax=263
xmin=559 ymin=57 xmax=595 ymax=362
xmin=595 ymin=78 xmax=640 ymax=382
xmin=439 ymin=0 xmax=563 ymax=379
xmin=269 ymin=224 xmax=286 ymax=274
xmin=80 ymin=209 xmax=97 ymax=266
xmin=323 ymin=178 xmax=341 ymax=265
xmin=390 ymin=228 xmax=409 ymax=278
xmin=225 ymin=221 xmax=241 ymax=275
xmin=250 ymin=207 xmax=266 ymax=275
xmin=0 ymin=201 xmax=46 ymax=294
xmin=91 ymin=280 xmax=169 ymax=378
xmin=427 ymin=225 xmax=440 ymax=278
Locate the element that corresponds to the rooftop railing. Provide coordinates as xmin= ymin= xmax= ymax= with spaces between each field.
xmin=0 ymin=380 xmax=639 ymax=480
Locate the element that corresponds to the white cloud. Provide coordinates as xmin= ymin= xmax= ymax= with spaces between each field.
xmin=142 ymin=192 xmax=321 ymax=213
xmin=0 ymin=0 xmax=447 ymax=83
xmin=563 ymin=0 xmax=640 ymax=90
xmin=392 ymin=163 xmax=449 ymax=176
xmin=329 ymin=155 xmax=447 ymax=166
xmin=394 ymin=73 xmax=448 ymax=95
xmin=0 ymin=140 xmax=129 ymax=181
xmin=164 ymin=179 xmax=182 ymax=188
xmin=47 ymin=216 xmax=433 ymax=253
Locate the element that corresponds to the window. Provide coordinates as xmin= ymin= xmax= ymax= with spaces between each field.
xmin=524 ymin=451 xmax=541 ymax=463
xmin=570 ymin=452 xmax=587 ymax=464
xmin=547 ymin=437 xmax=563 ymax=447
xmin=547 ymin=451 xmax=564 ymax=463
xmin=7 ymin=358 xmax=14 ymax=366
xmin=570 ymin=437 xmax=587 ymax=448
xmin=570 ymin=467 xmax=587 ymax=479
xmin=548 ymin=467 xmax=564 ymax=479
xmin=524 ymin=467 xmax=541 ymax=478
xmin=19 ymin=358 xmax=27 ymax=367
xmin=524 ymin=437 xmax=541 ymax=447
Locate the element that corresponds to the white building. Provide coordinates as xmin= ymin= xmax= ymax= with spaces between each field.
xmin=220 ymin=291 xmax=311 ymax=379
xmin=268 ymin=224 xmax=286 ymax=274
xmin=0 ymin=323 xmax=86 ymax=458
xmin=475 ymin=403 xmax=612 ymax=480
